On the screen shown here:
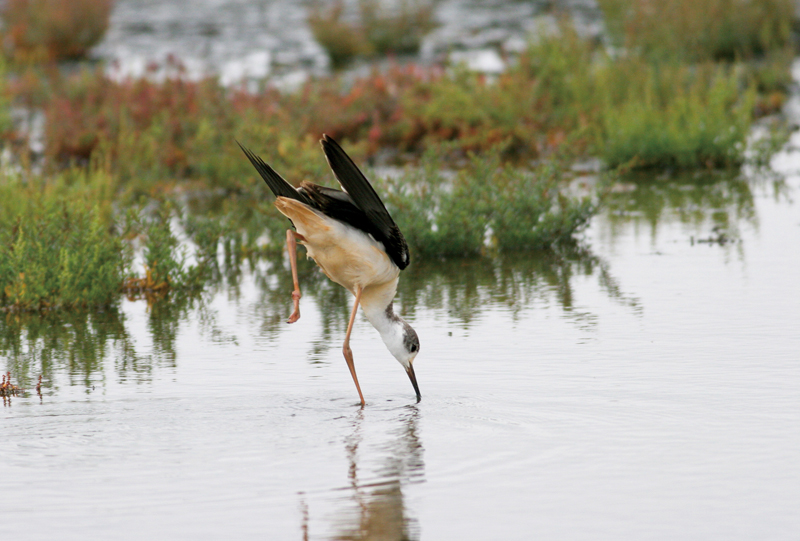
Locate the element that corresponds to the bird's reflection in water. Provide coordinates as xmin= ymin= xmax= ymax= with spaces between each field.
xmin=301 ymin=406 xmax=424 ymax=540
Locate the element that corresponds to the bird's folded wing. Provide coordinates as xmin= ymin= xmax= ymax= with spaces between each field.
xmin=320 ymin=135 xmax=409 ymax=268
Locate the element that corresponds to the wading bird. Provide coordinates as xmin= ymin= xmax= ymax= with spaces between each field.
xmin=238 ymin=135 xmax=420 ymax=406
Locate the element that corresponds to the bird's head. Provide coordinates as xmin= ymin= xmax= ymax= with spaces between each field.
xmin=380 ymin=315 xmax=421 ymax=402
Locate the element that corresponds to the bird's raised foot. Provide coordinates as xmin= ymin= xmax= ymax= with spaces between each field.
xmin=286 ymin=291 xmax=301 ymax=324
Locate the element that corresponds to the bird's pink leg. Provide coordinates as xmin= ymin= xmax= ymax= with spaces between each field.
xmin=343 ymin=286 xmax=366 ymax=406
xmin=286 ymin=229 xmax=304 ymax=324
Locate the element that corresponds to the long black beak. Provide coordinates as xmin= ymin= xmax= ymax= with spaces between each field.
xmin=406 ymin=365 xmax=421 ymax=403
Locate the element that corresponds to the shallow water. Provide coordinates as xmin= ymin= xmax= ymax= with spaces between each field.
xmin=4 ymin=134 xmax=800 ymax=539
xmin=93 ymin=0 xmax=602 ymax=84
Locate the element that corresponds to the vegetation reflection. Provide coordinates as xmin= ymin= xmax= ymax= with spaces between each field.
xmin=0 ymin=295 xmax=204 ymax=394
xmin=398 ymin=246 xmax=639 ymax=328
xmin=599 ymin=169 xmax=778 ymax=245
xmin=16 ymin=165 xmax=778 ymax=389
xmin=245 ymin=243 xmax=639 ymax=360
xmin=2 ymin=308 xmax=137 ymax=392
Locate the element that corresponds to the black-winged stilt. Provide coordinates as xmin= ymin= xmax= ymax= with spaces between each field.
xmin=239 ymin=135 xmax=420 ymax=406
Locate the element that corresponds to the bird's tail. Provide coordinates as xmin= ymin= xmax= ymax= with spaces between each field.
xmin=274 ymin=197 xmax=331 ymax=236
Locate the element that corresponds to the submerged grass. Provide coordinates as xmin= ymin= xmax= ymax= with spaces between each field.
xmin=1 ymin=370 xmax=23 ymax=398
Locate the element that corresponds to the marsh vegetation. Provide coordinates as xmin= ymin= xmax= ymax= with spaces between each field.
xmin=0 ymin=0 xmax=796 ymax=330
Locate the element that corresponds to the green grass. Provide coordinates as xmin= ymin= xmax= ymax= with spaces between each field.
xmin=598 ymin=0 xmax=794 ymax=62
xmin=597 ymin=63 xmax=756 ymax=168
xmin=377 ymin=147 xmax=595 ymax=257
xmin=308 ymin=0 xmax=437 ymax=68
xmin=0 ymin=166 xmax=128 ymax=310
xmin=0 ymin=166 xmax=212 ymax=311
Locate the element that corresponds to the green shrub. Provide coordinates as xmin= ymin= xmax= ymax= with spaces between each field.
xmin=122 ymin=203 xmax=213 ymax=297
xmin=0 ymin=167 xmax=209 ymax=311
xmin=0 ymin=167 xmax=128 ymax=310
xmin=142 ymin=206 xmax=185 ymax=290
xmin=308 ymin=0 xmax=437 ymax=68
xmin=359 ymin=0 xmax=437 ymax=56
xmin=379 ymin=149 xmax=595 ymax=257
xmin=598 ymin=64 xmax=755 ymax=168
xmin=308 ymin=2 xmax=371 ymax=69
xmin=598 ymin=0 xmax=794 ymax=62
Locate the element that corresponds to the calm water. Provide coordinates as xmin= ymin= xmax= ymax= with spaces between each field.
xmin=3 ymin=137 xmax=800 ymax=539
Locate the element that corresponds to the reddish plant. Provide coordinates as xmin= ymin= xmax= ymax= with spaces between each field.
xmin=2 ymin=0 xmax=112 ymax=62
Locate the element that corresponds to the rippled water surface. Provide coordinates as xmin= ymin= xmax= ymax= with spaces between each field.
xmin=4 ymin=139 xmax=800 ymax=538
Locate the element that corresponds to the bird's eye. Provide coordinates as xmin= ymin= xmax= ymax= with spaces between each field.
xmin=410 ymin=344 xmax=417 ymax=352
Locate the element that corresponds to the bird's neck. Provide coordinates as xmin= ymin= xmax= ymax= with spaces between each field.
xmin=359 ymin=279 xmax=415 ymax=368
xmin=363 ymin=297 xmax=409 ymax=365
xmin=359 ymin=279 xmax=401 ymax=335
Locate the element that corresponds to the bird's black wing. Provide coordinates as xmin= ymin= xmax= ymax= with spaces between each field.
xmin=320 ymin=134 xmax=410 ymax=269
xmin=237 ymin=141 xmax=312 ymax=205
